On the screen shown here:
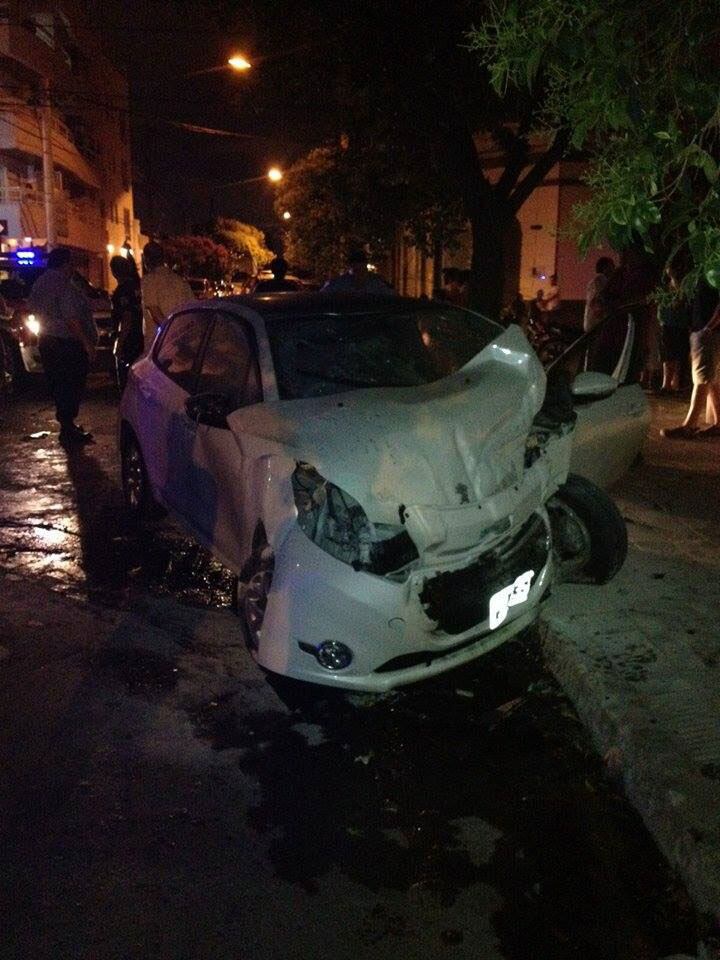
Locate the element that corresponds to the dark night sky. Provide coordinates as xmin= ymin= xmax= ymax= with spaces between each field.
xmin=89 ymin=0 xmax=296 ymax=238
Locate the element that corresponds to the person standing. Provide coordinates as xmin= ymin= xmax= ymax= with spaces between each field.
xmin=27 ymin=247 xmax=97 ymax=446
xmin=583 ymin=258 xmax=615 ymax=334
xmin=322 ymin=249 xmax=395 ymax=294
xmin=110 ymin=255 xmax=143 ymax=391
xmin=140 ymin=241 xmax=193 ymax=352
xmin=657 ymin=267 xmax=689 ymax=395
xmin=440 ymin=267 xmax=467 ymax=306
xmin=253 ymin=256 xmax=301 ymax=293
xmin=541 ymin=273 xmax=560 ymax=312
xmin=661 ymin=280 xmax=720 ymax=439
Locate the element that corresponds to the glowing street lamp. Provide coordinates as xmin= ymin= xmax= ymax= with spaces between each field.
xmin=227 ymin=54 xmax=252 ymax=72
xmin=282 ymin=210 xmax=291 ymax=220
xmin=267 ymin=167 xmax=283 ymax=183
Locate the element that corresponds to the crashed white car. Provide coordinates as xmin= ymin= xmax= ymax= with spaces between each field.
xmin=119 ymin=294 xmax=648 ymax=691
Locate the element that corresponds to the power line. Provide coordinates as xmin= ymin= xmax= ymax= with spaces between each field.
xmin=0 ymin=78 xmax=277 ymax=141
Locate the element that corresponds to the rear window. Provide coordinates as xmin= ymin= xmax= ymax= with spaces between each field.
xmin=265 ymin=305 xmax=502 ymax=400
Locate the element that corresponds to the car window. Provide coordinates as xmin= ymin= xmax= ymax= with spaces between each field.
xmin=155 ymin=310 xmax=209 ymax=391
xmin=264 ymin=304 xmax=502 ymax=400
xmin=195 ymin=312 xmax=262 ymax=407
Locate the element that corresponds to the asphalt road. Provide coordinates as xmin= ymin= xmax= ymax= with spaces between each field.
xmin=0 ymin=374 xmax=702 ymax=960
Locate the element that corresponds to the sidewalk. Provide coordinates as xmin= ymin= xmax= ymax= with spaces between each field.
xmin=543 ymin=394 xmax=720 ymax=922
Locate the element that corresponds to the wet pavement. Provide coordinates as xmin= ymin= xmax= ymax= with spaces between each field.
xmin=0 ymin=375 xmax=708 ymax=959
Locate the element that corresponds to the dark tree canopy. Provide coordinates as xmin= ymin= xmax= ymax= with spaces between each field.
xmin=471 ymin=0 xmax=720 ymax=295
xmin=222 ymin=0 xmax=568 ymax=313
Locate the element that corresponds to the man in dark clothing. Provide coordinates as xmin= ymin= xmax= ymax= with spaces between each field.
xmin=27 ymin=247 xmax=97 ymax=445
xmin=253 ymin=256 xmax=301 ymax=293
xmin=110 ymin=255 xmax=143 ymax=391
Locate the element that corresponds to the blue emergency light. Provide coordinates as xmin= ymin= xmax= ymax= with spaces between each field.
xmin=11 ymin=246 xmax=46 ymax=267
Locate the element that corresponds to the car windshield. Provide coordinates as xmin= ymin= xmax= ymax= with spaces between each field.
xmin=265 ymin=304 xmax=502 ymax=400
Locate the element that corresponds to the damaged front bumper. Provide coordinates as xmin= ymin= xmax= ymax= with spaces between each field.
xmin=254 ymin=496 xmax=556 ymax=692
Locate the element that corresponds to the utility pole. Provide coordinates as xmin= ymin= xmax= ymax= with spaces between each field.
xmin=38 ymin=77 xmax=56 ymax=249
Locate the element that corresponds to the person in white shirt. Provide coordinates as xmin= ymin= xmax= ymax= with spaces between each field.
xmin=140 ymin=241 xmax=194 ymax=352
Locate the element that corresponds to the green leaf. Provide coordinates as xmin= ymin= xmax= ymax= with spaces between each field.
xmin=525 ymin=45 xmax=543 ymax=87
xmin=705 ymin=265 xmax=720 ymax=289
xmin=654 ymin=131 xmax=671 ymax=140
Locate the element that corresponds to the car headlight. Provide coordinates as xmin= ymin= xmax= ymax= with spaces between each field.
xmin=25 ymin=314 xmax=41 ymax=337
xmin=292 ymin=462 xmax=418 ymax=576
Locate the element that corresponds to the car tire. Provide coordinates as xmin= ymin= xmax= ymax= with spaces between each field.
xmin=120 ymin=429 xmax=161 ymax=526
xmin=0 ymin=332 xmax=27 ymax=396
xmin=548 ymin=473 xmax=627 ymax=584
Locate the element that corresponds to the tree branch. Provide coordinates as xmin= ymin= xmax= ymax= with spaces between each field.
xmin=506 ymin=128 xmax=571 ymax=212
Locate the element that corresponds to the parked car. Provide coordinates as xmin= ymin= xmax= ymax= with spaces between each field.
xmin=188 ymin=277 xmax=216 ymax=300
xmin=0 ymin=275 xmax=114 ymax=387
xmin=72 ymin=273 xmax=113 ymax=359
xmin=119 ymin=294 xmax=648 ymax=691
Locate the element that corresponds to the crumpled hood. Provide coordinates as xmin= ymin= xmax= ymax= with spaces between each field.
xmin=228 ymin=325 xmax=546 ymax=519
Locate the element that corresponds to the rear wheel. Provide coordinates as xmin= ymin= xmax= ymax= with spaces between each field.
xmin=121 ymin=429 xmax=159 ymax=526
xmin=548 ymin=473 xmax=627 ymax=584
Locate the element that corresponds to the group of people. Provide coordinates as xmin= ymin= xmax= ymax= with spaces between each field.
xmin=657 ymin=274 xmax=720 ymax=439
xmin=31 ymin=235 xmax=718 ymax=449
xmin=25 ymin=242 xmax=399 ymax=448
xmin=582 ymin=254 xmax=720 ymax=439
xmin=25 ymin=240 xmax=193 ymax=447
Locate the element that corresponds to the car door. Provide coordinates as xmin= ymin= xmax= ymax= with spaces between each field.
xmin=183 ymin=310 xmax=263 ymax=570
xmin=565 ymin=316 xmax=651 ymax=488
xmin=136 ymin=308 xmax=210 ymax=514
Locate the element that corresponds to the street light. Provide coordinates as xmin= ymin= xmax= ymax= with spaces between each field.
xmin=282 ymin=210 xmax=291 ymax=220
xmin=186 ymin=55 xmax=252 ymax=78
xmin=267 ymin=167 xmax=283 ymax=183
xmin=227 ymin=54 xmax=252 ymax=71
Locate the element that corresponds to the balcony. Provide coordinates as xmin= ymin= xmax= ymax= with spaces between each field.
xmin=0 ymin=185 xmax=45 ymax=239
xmin=0 ymin=186 xmax=104 ymax=253
xmin=0 ymin=104 xmax=100 ymax=190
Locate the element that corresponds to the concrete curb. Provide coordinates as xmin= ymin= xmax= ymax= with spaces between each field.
xmin=541 ymin=614 xmax=720 ymax=921
xmin=540 ymin=399 xmax=720 ymax=926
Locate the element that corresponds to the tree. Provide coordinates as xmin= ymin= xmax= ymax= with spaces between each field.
xmin=221 ymin=0 xmax=569 ymax=315
xmin=470 ymin=0 xmax=720 ymax=296
xmin=163 ymin=235 xmax=232 ymax=280
xmin=212 ymin=218 xmax=274 ymax=275
xmin=274 ymin=143 xmax=466 ymax=278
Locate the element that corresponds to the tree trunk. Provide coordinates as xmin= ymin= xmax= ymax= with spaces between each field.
xmin=467 ymin=204 xmax=507 ymax=319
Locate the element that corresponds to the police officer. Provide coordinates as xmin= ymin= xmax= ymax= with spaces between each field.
xmin=28 ymin=247 xmax=97 ymax=445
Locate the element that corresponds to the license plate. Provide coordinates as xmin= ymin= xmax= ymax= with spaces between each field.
xmin=488 ymin=570 xmax=534 ymax=630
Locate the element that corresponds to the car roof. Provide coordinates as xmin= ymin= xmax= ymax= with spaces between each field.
xmin=216 ymin=292 xmax=455 ymax=319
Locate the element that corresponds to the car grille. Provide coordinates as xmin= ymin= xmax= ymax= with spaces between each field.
xmin=418 ymin=512 xmax=550 ymax=635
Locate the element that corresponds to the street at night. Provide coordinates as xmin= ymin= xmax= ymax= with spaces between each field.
xmin=0 ymin=373 xmax=712 ymax=959
xmin=2 ymin=1 xmax=720 ymax=957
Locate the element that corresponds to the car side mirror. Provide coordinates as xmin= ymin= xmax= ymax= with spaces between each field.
xmin=571 ymin=371 xmax=618 ymax=401
xmin=185 ymin=392 xmax=231 ymax=428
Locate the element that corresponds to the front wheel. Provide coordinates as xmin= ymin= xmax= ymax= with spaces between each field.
xmin=0 ymin=333 xmax=27 ymax=396
xmin=548 ymin=473 xmax=628 ymax=584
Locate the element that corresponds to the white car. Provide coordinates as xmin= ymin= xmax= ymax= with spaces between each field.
xmin=119 ymin=294 xmax=648 ymax=692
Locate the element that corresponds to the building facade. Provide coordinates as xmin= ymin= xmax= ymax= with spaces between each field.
xmin=0 ymin=0 xmax=141 ymax=288
xmin=392 ymin=155 xmax=615 ymax=312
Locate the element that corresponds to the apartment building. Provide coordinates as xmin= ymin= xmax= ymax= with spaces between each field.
xmin=0 ymin=0 xmax=142 ymax=289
